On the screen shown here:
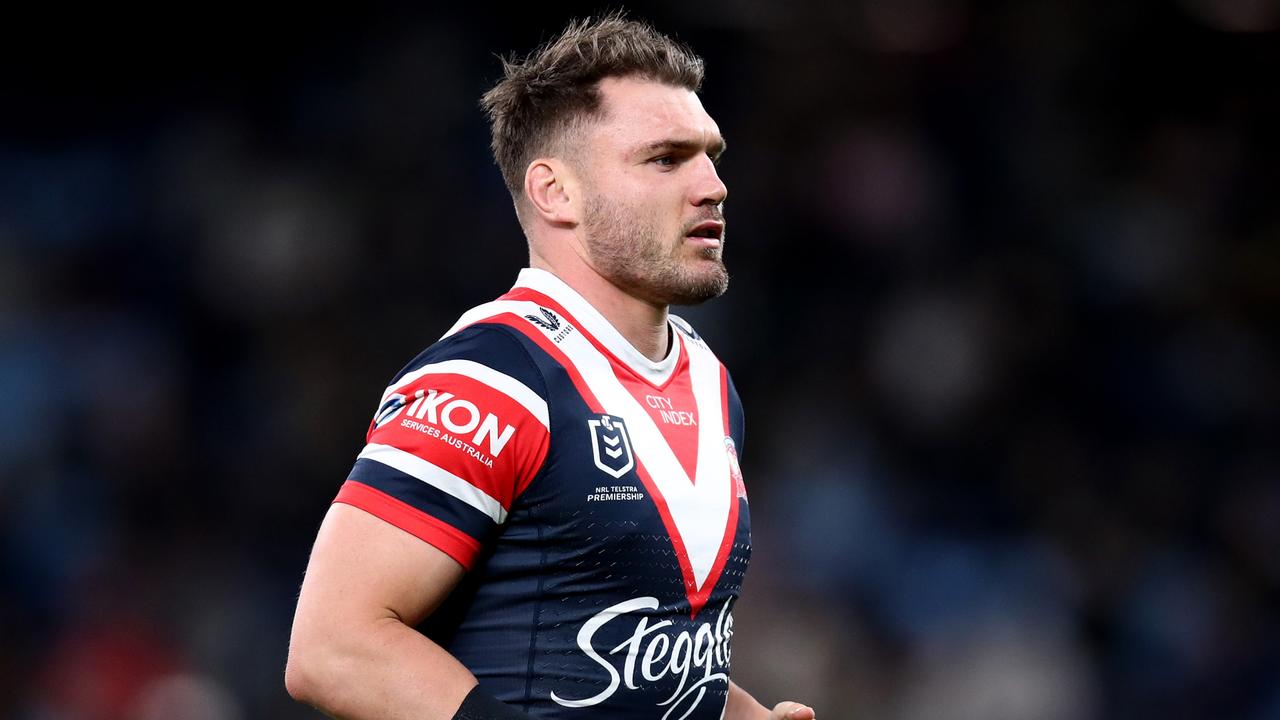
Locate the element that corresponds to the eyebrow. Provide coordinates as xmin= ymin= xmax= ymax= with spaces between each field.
xmin=637 ymin=136 xmax=728 ymax=161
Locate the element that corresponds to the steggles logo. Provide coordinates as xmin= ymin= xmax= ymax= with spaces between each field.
xmin=550 ymin=596 xmax=735 ymax=720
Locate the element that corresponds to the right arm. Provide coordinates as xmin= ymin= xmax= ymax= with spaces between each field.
xmin=285 ymin=503 xmax=478 ymax=720
xmin=287 ymin=325 xmax=549 ymax=718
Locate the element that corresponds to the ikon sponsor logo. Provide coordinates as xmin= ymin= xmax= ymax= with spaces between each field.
xmin=397 ymin=388 xmax=517 ymax=457
xmin=588 ymin=414 xmax=634 ymax=478
xmin=373 ymin=393 xmax=408 ymax=428
xmin=550 ymin=596 xmax=734 ymax=720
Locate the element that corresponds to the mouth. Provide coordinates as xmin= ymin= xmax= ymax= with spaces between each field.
xmin=685 ymin=220 xmax=725 ymax=248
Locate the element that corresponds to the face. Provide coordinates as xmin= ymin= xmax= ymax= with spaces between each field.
xmin=574 ymin=76 xmax=729 ymax=306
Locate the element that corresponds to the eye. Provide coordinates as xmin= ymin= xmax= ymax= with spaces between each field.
xmin=651 ymin=155 xmax=676 ymax=167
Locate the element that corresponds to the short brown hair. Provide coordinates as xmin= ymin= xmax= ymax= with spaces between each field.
xmin=480 ymin=13 xmax=705 ymax=199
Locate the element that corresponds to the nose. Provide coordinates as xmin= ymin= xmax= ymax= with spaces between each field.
xmin=692 ymin=154 xmax=727 ymax=207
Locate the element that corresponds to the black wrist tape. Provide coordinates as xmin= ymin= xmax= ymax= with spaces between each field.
xmin=452 ymin=685 xmax=531 ymax=720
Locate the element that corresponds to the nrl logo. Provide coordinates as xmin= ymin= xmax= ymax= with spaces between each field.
xmin=525 ymin=307 xmax=561 ymax=331
xmin=587 ymin=414 xmax=635 ymax=479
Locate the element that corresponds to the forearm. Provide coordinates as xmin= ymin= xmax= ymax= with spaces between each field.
xmin=725 ymin=680 xmax=770 ymax=720
xmin=287 ymin=619 xmax=474 ymax=718
xmin=286 ymin=612 xmax=478 ymax=720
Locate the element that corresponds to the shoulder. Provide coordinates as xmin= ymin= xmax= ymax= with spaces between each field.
xmin=668 ymin=313 xmax=710 ymax=352
xmin=669 ymin=312 xmax=734 ymax=385
xmin=388 ymin=322 xmax=547 ymax=401
xmin=670 ymin=311 xmax=744 ymax=420
xmin=365 ymin=309 xmax=555 ymax=440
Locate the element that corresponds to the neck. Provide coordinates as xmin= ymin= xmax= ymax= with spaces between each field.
xmin=529 ymin=252 xmax=671 ymax=362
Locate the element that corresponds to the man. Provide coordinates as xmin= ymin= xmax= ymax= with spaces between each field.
xmin=286 ymin=15 xmax=816 ymax=720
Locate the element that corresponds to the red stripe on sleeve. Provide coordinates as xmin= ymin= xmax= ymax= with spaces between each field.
xmin=334 ymin=480 xmax=482 ymax=569
xmin=367 ymin=372 xmax=549 ymax=511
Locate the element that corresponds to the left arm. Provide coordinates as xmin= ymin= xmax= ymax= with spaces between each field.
xmin=726 ymin=681 xmax=815 ymax=720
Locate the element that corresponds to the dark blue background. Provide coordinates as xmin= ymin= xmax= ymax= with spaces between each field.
xmin=2 ymin=2 xmax=1278 ymax=718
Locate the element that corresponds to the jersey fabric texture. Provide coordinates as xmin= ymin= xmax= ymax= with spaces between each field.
xmin=335 ymin=268 xmax=751 ymax=720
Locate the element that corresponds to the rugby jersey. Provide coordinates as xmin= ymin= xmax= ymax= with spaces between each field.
xmin=335 ymin=268 xmax=751 ymax=720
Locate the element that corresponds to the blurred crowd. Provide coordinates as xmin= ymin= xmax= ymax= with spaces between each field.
xmin=2 ymin=1 xmax=1277 ymax=718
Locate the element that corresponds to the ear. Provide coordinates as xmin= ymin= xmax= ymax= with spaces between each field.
xmin=523 ymin=158 xmax=580 ymax=226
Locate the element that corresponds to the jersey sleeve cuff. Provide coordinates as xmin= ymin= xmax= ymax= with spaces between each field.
xmin=333 ymin=479 xmax=483 ymax=570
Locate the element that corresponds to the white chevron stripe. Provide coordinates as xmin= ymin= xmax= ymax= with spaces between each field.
xmin=686 ymin=333 xmax=732 ymax=539
xmin=442 ymin=285 xmax=732 ymax=590
xmin=516 ymin=268 xmax=681 ymax=386
xmin=443 ymin=299 xmax=532 ymax=340
xmin=358 ymin=443 xmax=508 ymax=523
xmin=549 ymin=316 xmax=730 ymax=590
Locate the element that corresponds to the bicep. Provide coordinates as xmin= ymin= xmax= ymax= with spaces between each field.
xmin=295 ymin=502 xmax=467 ymax=632
xmin=286 ymin=501 xmax=483 ymax=718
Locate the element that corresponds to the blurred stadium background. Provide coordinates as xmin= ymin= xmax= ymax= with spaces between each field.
xmin=2 ymin=1 xmax=1278 ymax=718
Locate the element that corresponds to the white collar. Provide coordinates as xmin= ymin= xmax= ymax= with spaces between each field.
xmin=513 ymin=268 xmax=681 ymax=386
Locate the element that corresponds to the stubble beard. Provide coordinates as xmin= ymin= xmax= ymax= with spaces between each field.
xmin=582 ymin=193 xmax=729 ymax=307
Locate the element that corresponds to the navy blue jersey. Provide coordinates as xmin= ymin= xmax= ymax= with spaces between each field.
xmin=337 ymin=268 xmax=751 ymax=719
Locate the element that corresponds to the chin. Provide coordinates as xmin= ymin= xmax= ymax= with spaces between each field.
xmin=666 ymin=271 xmax=729 ymax=306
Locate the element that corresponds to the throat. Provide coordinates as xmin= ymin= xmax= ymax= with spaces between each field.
xmin=608 ymin=298 xmax=672 ymax=363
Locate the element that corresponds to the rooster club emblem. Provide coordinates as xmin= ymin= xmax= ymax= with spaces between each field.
xmin=725 ymin=436 xmax=747 ymax=501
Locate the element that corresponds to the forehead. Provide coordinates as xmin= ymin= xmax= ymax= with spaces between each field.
xmin=590 ymin=76 xmax=721 ymax=152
